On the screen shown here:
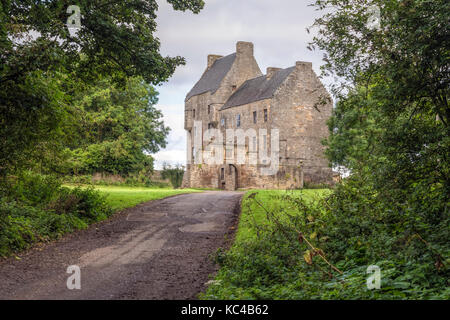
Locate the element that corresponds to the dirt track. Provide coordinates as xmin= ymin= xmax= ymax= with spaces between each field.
xmin=0 ymin=191 xmax=243 ymax=300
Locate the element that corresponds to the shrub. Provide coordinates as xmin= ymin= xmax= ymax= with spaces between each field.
xmin=202 ymin=187 xmax=449 ymax=300
xmin=0 ymin=173 xmax=113 ymax=257
xmin=161 ymin=164 xmax=184 ymax=189
xmin=9 ymin=171 xmax=62 ymax=206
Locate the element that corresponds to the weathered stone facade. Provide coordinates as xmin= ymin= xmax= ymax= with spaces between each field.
xmin=182 ymin=42 xmax=333 ymax=190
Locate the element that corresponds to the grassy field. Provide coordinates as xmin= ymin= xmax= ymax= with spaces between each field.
xmin=234 ymin=189 xmax=331 ymax=244
xmin=88 ymin=186 xmax=202 ymax=211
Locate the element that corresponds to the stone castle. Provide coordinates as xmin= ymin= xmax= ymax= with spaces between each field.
xmin=182 ymin=41 xmax=333 ymax=190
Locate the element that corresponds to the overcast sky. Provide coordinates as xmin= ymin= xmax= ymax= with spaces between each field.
xmin=153 ymin=0 xmax=329 ymax=169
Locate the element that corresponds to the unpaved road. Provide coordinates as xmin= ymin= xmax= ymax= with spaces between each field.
xmin=0 ymin=191 xmax=243 ymax=300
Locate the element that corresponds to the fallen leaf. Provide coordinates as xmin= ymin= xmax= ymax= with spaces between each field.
xmin=303 ymin=250 xmax=313 ymax=265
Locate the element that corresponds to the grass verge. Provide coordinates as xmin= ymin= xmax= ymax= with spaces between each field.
xmin=92 ymin=185 xmax=202 ymax=211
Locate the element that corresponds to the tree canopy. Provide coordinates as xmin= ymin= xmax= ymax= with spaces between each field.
xmin=0 ymin=0 xmax=204 ymax=176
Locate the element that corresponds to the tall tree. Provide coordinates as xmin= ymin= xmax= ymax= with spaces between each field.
xmin=0 ymin=0 xmax=204 ymax=175
xmin=68 ymin=76 xmax=169 ymax=175
xmin=311 ymin=0 xmax=449 ymax=192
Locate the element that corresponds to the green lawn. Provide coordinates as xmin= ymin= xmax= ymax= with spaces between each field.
xmin=91 ymin=186 xmax=202 ymax=211
xmin=235 ymin=189 xmax=332 ymax=244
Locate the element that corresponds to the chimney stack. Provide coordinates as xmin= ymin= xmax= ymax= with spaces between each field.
xmin=236 ymin=41 xmax=254 ymax=58
xmin=266 ymin=67 xmax=281 ymax=80
xmin=296 ymin=61 xmax=313 ymax=72
xmin=207 ymin=54 xmax=223 ymax=69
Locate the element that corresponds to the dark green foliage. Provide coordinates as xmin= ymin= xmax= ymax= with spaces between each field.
xmin=66 ymin=76 xmax=168 ymax=176
xmin=0 ymin=172 xmax=112 ymax=257
xmin=1 ymin=0 xmax=202 ymax=176
xmin=161 ymin=164 xmax=185 ymax=189
xmin=203 ymin=191 xmax=449 ymax=299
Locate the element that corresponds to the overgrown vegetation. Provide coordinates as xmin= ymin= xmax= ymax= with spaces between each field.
xmin=161 ymin=164 xmax=185 ymax=189
xmin=0 ymin=172 xmax=112 ymax=257
xmin=202 ymin=190 xmax=449 ymax=299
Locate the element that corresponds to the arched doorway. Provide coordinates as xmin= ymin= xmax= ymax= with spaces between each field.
xmin=218 ymin=165 xmax=238 ymax=190
xmin=226 ymin=164 xmax=238 ymax=191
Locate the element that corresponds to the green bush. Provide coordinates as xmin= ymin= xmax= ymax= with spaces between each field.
xmin=9 ymin=171 xmax=62 ymax=206
xmin=0 ymin=173 xmax=113 ymax=257
xmin=161 ymin=164 xmax=184 ymax=189
xmin=202 ymin=187 xmax=449 ymax=300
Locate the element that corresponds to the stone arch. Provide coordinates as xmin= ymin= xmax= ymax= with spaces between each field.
xmin=226 ymin=164 xmax=238 ymax=191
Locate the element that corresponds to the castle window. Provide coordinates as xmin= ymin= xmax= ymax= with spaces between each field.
xmin=193 ymin=109 xmax=196 ymax=119
xmin=221 ymin=168 xmax=224 ymax=180
xmin=208 ymin=105 xmax=211 ymax=114
xmin=232 ymin=85 xmax=237 ymax=91
xmin=236 ymin=114 xmax=241 ymax=127
xmin=221 ymin=118 xmax=225 ymax=127
xmin=253 ymin=111 xmax=257 ymax=124
xmin=264 ymin=109 xmax=268 ymax=122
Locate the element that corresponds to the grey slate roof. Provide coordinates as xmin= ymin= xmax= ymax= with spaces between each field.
xmin=221 ymin=66 xmax=295 ymax=109
xmin=185 ymin=53 xmax=236 ymax=101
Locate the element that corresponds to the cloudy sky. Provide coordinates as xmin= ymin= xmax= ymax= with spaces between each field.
xmin=152 ymin=0 xmax=329 ymax=169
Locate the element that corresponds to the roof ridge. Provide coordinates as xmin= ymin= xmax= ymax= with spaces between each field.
xmin=185 ymin=53 xmax=236 ymax=101
xmin=220 ymin=66 xmax=296 ymax=110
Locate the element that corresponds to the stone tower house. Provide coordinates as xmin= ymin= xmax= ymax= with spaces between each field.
xmin=182 ymin=41 xmax=333 ymax=190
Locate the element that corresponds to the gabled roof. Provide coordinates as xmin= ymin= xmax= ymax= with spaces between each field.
xmin=220 ymin=66 xmax=295 ymax=110
xmin=185 ymin=53 xmax=236 ymax=101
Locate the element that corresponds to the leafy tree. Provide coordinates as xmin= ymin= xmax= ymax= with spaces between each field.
xmin=311 ymin=0 xmax=449 ymax=191
xmin=309 ymin=0 xmax=449 ymax=295
xmin=67 ymin=76 xmax=169 ymax=175
xmin=0 ymin=0 xmax=204 ymax=176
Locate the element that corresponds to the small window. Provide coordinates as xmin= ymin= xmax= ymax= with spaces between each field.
xmin=193 ymin=109 xmax=196 ymax=119
xmin=253 ymin=111 xmax=257 ymax=124
xmin=208 ymin=123 xmax=213 ymax=129
xmin=232 ymin=85 xmax=237 ymax=91
xmin=264 ymin=109 xmax=268 ymax=122
xmin=221 ymin=168 xmax=224 ymax=180
xmin=208 ymin=105 xmax=211 ymax=114
xmin=221 ymin=118 xmax=225 ymax=127
xmin=236 ymin=114 xmax=241 ymax=127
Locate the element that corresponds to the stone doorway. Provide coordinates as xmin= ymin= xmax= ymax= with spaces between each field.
xmin=218 ymin=165 xmax=238 ymax=190
xmin=226 ymin=164 xmax=238 ymax=191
